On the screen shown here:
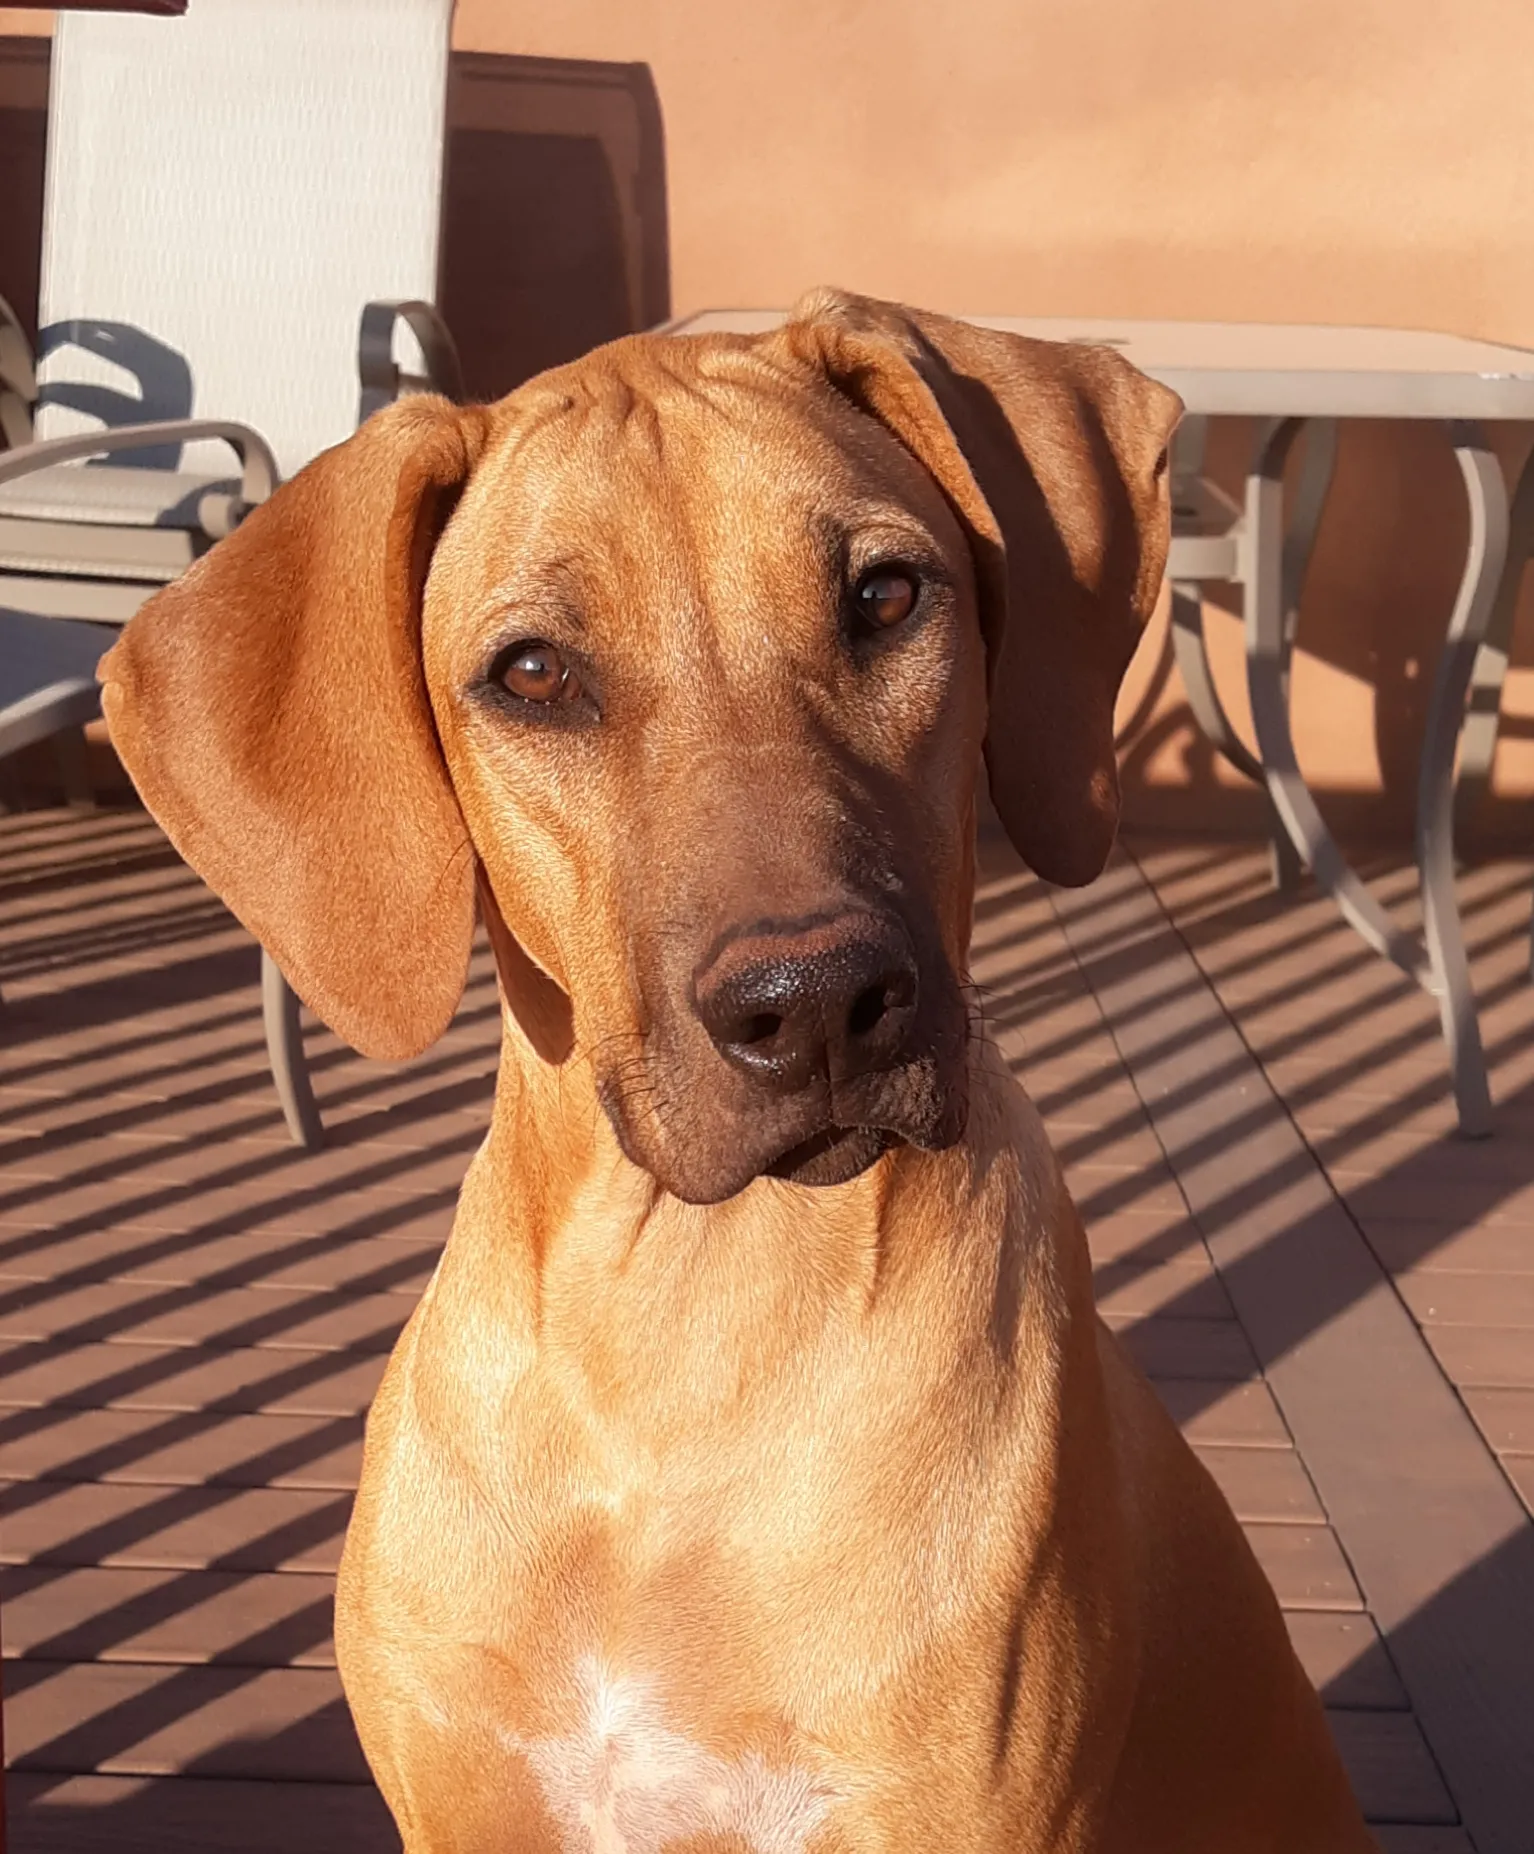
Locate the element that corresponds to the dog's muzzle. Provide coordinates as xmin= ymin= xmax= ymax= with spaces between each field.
xmin=688 ymin=909 xmax=966 ymax=1190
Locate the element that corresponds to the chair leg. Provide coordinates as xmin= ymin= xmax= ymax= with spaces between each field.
xmin=1267 ymin=795 xmax=1305 ymax=892
xmin=261 ymin=949 xmax=323 ymax=1149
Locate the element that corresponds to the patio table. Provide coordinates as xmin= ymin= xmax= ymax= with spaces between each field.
xmin=666 ymin=309 xmax=1534 ymax=1135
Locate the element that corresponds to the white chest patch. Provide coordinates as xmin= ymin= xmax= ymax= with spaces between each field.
xmin=510 ymin=1657 xmax=834 ymax=1854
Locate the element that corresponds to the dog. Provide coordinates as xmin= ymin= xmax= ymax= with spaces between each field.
xmin=100 ymin=290 xmax=1375 ymax=1852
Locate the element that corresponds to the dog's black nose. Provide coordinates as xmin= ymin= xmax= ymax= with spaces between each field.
xmin=694 ymin=914 xmax=919 ymax=1093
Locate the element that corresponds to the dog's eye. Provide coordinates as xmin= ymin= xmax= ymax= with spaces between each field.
xmin=497 ymin=641 xmax=583 ymax=705
xmin=854 ymin=566 xmax=919 ymax=630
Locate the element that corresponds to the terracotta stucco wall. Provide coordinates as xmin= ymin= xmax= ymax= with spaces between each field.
xmin=453 ymin=0 xmax=1534 ymax=347
xmin=452 ymin=0 xmax=1534 ymax=841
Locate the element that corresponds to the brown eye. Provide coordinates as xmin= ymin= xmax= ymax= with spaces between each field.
xmin=854 ymin=566 xmax=918 ymax=630
xmin=499 ymin=641 xmax=581 ymax=704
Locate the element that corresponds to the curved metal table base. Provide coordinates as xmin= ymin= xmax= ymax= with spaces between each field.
xmin=1171 ymin=582 xmax=1302 ymax=894
xmin=1450 ymin=444 xmax=1534 ymax=987
xmin=1169 ymin=418 xmax=1337 ymax=894
xmin=1452 ymin=446 xmax=1534 ymax=850
xmin=261 ymin=950 xmax=324 ymax=1150
xmin=1243 ymin=418 xmax=1506 ymax=1137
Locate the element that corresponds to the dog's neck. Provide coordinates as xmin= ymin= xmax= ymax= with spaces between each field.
xmin=436 ymin=856 xmax=1078 ymax=1435
xmin=426 ymin=982 xmax=1076 ymax=1434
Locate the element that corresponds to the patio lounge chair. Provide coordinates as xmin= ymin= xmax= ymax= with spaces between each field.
xmin=0 ymin=0 xmax=462 ymax=1146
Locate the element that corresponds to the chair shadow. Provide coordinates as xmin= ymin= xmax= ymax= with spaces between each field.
xmin=35 ymin=322 xmax=194 ymax=472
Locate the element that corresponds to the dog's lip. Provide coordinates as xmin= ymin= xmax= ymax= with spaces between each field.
xmin=764 ymin=1123 xmax=899 ymax=1186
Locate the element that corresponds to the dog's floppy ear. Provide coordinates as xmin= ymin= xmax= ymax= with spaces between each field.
xmin=773 ymin=289 xmax=1181 ymax=886
xmin=100 ymin=395 xmax=493 ymax=1059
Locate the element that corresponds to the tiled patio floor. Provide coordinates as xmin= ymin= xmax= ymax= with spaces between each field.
xmin=2 ymin=803 xmax=1532 ymax=1851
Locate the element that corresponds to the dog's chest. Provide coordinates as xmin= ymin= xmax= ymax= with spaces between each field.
xmin=507 ymin=1656 xmax=834 ymax=1854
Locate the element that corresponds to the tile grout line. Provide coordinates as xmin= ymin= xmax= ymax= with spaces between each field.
xmin=1045 ymin=845 xmax=1534 ymax=1854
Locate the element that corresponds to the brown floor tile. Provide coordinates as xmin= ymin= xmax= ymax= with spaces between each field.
xmin=1081 ymin=1208 xmax=1209 ymax=1266
xmin=1195 ymin=1444 xmax=1325 ymax=1523
xmin=0 ymin=1279 xmax=408 ymax=1353
xmin=0 ymin=1407 xmax=363 ymax=1490
xmin=0 ymin=1480 xmax=352 ymax=1573
xmin=5 ymin=1773 xmax=400 ymax=1854
xmin=1501 ymin=1454 xmax=1534 ymax=1516
xmin=1460 ymin=1387 xmax=1534 ymax=1453
xmin=1370 ymin=1830 xmax=1476 ymax=1854
xmin=1104 ymin=1312 xmax=1259 ymax=1381
xmin=1395 ymin=1272 xmax=1534 ymax=1329
xmin=0 ymin=1225 xmax=441 ymax=1297
xmin=4 ymin=1660 xmax=368 ymax=1780
xmin=1342 ymin=1177 xmax=1534 ymax=1230
xmin=1424 ymin=1327 xmax=1534 ymax=1389
xmin=1285 ymin=1611 xmax=1408 ymax=1710
xmin=1 ymin=1565 xmax=337 ymax=1667
xmin=1068 ymin=1170 xmax=1192 ymax=1220
xmin=1364 ymin=1222 xmax=1534 ymax=1278
xmin=0 ymin=1342 xmax=386 ymax=1417
xmin=1092 ymin=1258 xmax=1231 ymax=1322
xmin=1242 ymin=1525 xmax=1363 ymax=1610
xmin=1153 ymin=1378 xmax=1292 ymax=1448
xmin=1327 ymin=1711 xmax=1459 ymax=1825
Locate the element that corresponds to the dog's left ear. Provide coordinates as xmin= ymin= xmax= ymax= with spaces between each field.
xmin=773 ymin=289 xmax=1182 ymax=886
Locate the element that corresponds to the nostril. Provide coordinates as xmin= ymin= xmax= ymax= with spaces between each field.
xmin=848 ymin=984 xmax=891 ymax=1039
xmin=696 ymin=920 xmax=919 ymax=1086
xmin=847 ymin=967 xmax=915 ymax=1043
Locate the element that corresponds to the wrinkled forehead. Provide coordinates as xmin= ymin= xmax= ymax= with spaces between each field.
xmin=430 ymin=335 xmax=959 ymax=620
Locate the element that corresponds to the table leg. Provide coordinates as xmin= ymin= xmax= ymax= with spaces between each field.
xmin=1270 ymin=418 xmax=1338 ymax=891
xmin=1452 ymin=445 xmax=1534 ymax=852
xmin=1415 ymin=427 xmax=1509 ymax=1135
xmin=1244 ymin=418 xmax=1508 ymax=1135
xmin=1246 ymin=417 xmax=1425 ymax=971
xmin=1170 ymin=417 xmax=1336 ymax=890
xmin=1167 ymin=415 xmax=1262 ymax=778
xmin=1170 ymin=579 xmax=1263 ymax=777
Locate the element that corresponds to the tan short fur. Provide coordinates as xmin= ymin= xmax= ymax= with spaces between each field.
xmin=100 ymin=292 xmax=1375 ymax=1852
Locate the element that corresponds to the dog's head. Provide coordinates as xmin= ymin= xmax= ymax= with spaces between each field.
xmin=100 ymin=292 xmax=1179 ymax=1204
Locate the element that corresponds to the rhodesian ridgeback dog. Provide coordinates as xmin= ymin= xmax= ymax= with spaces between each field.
xmin=101 ymin=291 xmax=1375 ymax=1852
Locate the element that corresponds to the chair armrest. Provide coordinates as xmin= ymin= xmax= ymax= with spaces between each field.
xmin=0 ymin=420 xmax=280 ymax=535
xmin=358 ymin=299 xmax=466 ymax=422
xmin=0 ymin=294 xmax=37 ymax=452
xmin=0 ymin=679 xmax=102 ymax=763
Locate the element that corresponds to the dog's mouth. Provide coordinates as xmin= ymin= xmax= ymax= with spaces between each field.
xmin=765 ymin=1123 xmax=899 ymax=1188
xmin=598 ymin=968 xmax=972 ymax=1205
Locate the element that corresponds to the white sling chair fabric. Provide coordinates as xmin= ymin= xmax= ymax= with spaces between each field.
xmin=0 ymin=0 xmax=452 ymax=625
xmin=35 ymin=0 xmax=452 ymax=479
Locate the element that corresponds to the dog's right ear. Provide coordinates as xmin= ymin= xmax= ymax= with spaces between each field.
xmin=100 ymin=395 xmax=493 ymax=1061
